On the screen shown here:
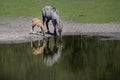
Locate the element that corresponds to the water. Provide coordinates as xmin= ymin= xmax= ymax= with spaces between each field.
xmin=0 ymin=35 xmax=120 ymax=80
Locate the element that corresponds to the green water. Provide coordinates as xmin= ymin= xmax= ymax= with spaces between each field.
xmin=0 ymin=36 xmax=120 ymax=80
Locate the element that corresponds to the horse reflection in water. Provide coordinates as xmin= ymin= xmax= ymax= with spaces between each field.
xmin=44 ymin=37 xmax=63 ymax=66
xmin=31 ymin=36 xmax=63 ymax=66
xmin=31 ymin=38 xmax=46 ymax=55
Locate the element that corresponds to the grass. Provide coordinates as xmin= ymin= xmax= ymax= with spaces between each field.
xmin=0 ymin=0 xmax=120 ymax=23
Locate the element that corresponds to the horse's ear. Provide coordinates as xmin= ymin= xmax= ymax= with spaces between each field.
xmin=52 ymin=7 xmax=56 ymax=11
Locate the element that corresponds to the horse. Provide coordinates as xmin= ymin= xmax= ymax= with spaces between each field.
xmin=43 ymin=36 xmax=63 ymax=66
xmin=31 ymin=18 xmax=46 ymax=36
xmin=42 ymin=6 xmax=63 ymax=36
xmin=31 ymin=38 xmax=46 ymax=55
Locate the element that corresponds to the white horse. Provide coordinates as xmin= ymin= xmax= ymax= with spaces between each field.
xmin=42 ymin=6 xmax=63 ymax=36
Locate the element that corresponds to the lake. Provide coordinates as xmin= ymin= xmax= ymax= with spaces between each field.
xmin=0 ymin=35 xmax=120 ymax=80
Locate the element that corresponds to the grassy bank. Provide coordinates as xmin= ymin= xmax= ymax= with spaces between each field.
xmin=0 ymin=0 xmax=120 ymax=23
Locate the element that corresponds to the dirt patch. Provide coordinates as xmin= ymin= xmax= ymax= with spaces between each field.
xmin=0 ymin=17 xmax=120 ymax=44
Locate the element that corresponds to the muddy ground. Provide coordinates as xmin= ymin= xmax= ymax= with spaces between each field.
xmin=0 ymin=17 xmax=120 ymax=44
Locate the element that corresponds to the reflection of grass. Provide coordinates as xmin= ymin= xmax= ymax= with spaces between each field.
xmin=60 ymin=35 xmax=120 ymax=80
xmin=0 ymin=0 xmax=120 ymax=23
xmin=0 ymin=36 xmax=120 ymax=80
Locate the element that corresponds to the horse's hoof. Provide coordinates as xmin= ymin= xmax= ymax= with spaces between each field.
xmin=46 ymin=31 xmax=50 ymax=34
xmin=29 ymin=32 xmax=34 ymax=34
xmin=37 ymin=31 xmax=42 ymax=33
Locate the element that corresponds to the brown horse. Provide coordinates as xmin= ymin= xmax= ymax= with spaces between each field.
xmin=31 ymin=39 xmax=46 ymax=55
xmin=31 ymin=18 xmax=46 ymax=36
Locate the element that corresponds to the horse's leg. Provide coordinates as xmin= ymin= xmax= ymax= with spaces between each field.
xmin=52 ymin=20 xmax=57 ymax=36
xmin=46 ymin=19 xmax=50 ymax=33
xmin=31 ymin=24 xmax=36 ymax=33
xmin=42 ymin=16 xmax=45 ymax=25
xmin=41 ymin=27 xmax=45 ymax=36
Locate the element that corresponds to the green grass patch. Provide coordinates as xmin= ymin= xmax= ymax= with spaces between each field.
xmin=0 ymin=0 xmax=120 ymax=23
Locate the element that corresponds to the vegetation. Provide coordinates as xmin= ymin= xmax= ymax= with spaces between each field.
xmin=0 ymin=0 xmax=120 ymax=23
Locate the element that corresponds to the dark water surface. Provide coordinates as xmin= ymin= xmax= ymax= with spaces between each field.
xmin=0 ymin=35 xmax=120 ymax=80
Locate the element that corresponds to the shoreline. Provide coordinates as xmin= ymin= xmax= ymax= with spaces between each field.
xmin=0 ymin=17 xmax=120 ymax=44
